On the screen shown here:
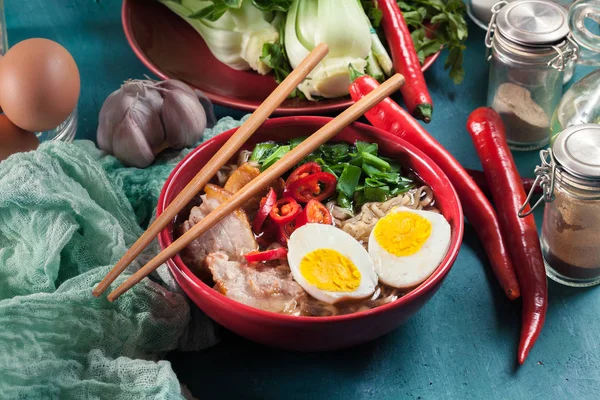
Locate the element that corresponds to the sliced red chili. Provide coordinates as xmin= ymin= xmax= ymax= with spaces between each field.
xmin=244 ymin=247 xmax=288 ymax=263
xmin=269 ymin=197 xmax=301 ymax=225
xmin=256 ymin=219 xmax=277 ymax=247
xmin=295 ymin=199 xmax=333 ymax=228
xmin=252 ymin=188 xmax=276 ymax=234
xmin=286 ymin=162 xmax=321 ymax=187
xmin=276 ymin=220 xmax=297 ymax=246
xmin=286 ymin=171 xmax=337 ymax=203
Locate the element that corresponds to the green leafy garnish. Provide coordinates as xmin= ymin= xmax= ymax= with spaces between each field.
xmin=250 ymin=138 xmax=415 ymax=210
xmin=249 ymin=142 xmax=277 ymax=162
xmin=398 ymin=0 xmax=468 ymax=83
xmin=260 ymin=145 xmax=291 ymax=170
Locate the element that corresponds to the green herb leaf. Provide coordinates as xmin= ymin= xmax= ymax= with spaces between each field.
xmin=261 ymin=145 xmax=290 ymax=170
xmin=289 ymin=136 xmax=307 ymax=148
xmin=396 ymin=0 xmax=468 ymax=83
xmin=259 ymin=13 xmax=304 ymax=99
xmin=360 ymin=0 xmax=383 ymax=28
xmin=249 ymin=142 xmax=277 ymax=162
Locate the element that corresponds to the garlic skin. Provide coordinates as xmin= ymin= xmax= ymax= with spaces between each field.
xmin=194 ymin=88 xmax=217 ymax=129
xmin=162 ymin=89 xmax=207 ymax=149
xmin=97 ymin=88 xmax=137 ymax=153
xmin=157 ymin=79 xmax=216 ymax=129
xmin=112 ymin=109 xmax=156 ymax=168
xmin=157 ymin=79 xmax=196 ymax=97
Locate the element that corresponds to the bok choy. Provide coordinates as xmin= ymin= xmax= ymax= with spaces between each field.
xmin=159 ymin=0 xmax=395 ymax=100
xmin=159 ymin=0 xmax=283 ymax=74
xmin=284 ymin=0 xmax=381 ymax=100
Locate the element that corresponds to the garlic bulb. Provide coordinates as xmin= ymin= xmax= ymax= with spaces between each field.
xmin=97 ymin=79 xmax=213 ymax=168
xmin=162 ymin=88 xmax=207 ymax=149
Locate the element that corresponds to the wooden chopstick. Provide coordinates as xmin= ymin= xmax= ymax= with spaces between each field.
xmin=106 ymin=73 xmax=405 ymax=302
xmin=92 ymin=43 xmax=329 ymax=297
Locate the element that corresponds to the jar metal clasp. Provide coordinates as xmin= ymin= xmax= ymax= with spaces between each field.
xmin=485 ymin=1 xmax=508 ymax=51
xmin=548 ymin=35 xmax=580 ymax=72
xmin=519 ymin=149 xmax=556 ymax=217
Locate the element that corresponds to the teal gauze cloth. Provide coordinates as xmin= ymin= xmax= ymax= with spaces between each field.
xmin=0 ymin=116 xmax=249 ymax=399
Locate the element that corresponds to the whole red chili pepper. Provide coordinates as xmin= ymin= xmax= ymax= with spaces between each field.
xmin=348 ymin=71 xmax=520 ymax=301
xmin=465 ymin=168 xmax=541 ymax=199
xmin=467 ymin=107 xmax=547 ymax=365
xmin=378 ymin=0 xmax=433 ymax=123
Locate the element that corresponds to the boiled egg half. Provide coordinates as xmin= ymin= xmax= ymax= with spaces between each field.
xmin=368 ymin=207 xmax=451 ymax=289
xmin=287 ymin=223 xmax=377 ymax=304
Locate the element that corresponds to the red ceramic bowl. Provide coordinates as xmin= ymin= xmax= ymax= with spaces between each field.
xmin=122 ymin=0 xmax=441 ymax=115
xmin=157 ymin=117 xmax=463 ymax=351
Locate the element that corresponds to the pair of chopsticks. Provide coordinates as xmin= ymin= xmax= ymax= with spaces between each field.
xmin=93 ymin=43 xmax=405 ymax=302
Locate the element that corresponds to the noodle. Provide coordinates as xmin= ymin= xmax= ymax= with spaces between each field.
xmin=328 ymin=185 xmax=438 ymax=246
xmin=294 ymin=283 xmax=402 ymax=316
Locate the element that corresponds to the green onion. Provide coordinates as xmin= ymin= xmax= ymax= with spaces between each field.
xmin=365 ymin=185 xmax=390 ymax=202
xmin=356 ymin=141 xmax=378 ymax=155
xmin=362 ymin=152 xmax=391 ymax=172
xmin=337 ymin=192 xmax=353 ymax=209
xmin=337 ymin=165 xmax=362 ymax=198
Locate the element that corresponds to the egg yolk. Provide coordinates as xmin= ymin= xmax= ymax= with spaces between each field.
xmin=299 ymin=249 xmax=361 ymax=292
xmin=374 ymin=211 xmax=432 ymax=256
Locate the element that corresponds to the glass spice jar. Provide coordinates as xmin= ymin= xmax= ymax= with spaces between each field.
xmin=485 ymin=0 xmax=579 ymax=151
xmin=520 ymin=124 xmax=600 ymax=287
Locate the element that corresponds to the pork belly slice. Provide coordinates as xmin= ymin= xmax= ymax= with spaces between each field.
xmin=206 ymin=252 xmax=306 ymax=314
xmin=180 ymin=184 xmax=258 ymax=280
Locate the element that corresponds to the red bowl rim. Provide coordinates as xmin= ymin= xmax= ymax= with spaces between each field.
xmin=121 ymin=0 xmax=441 ymax=115
xmin=157 ymin=116 xmax=464 ymax=324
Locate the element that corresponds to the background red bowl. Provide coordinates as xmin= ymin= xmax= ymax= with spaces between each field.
xmin=157 ymin=117 xmax=463 ymax=351
xmin=122 ymin=0 xmax=441 ymax=116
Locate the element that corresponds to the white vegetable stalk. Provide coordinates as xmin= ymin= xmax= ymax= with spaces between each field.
xmin=285 ymin=0 xmax=372 ymax=100
xmin=160 ymin=0 xmax=279 ymax=74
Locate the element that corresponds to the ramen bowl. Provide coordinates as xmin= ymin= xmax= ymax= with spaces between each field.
xmin=157 ymin=116 xmax=464 ymax=351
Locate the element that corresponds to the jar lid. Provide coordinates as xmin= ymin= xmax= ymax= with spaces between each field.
xmin=553 ymin=124 xmax=600 ymax=179
xmin=496 ymin=0 xmax=569 ymax=46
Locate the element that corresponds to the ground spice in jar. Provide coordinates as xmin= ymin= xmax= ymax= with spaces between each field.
xmin=541 ymin=178 xmax=600 ymax=280
xmin=492 ymin=83 xmax=550 ymax=145
xmin=533 ymin=125 xmax=600 ymax=286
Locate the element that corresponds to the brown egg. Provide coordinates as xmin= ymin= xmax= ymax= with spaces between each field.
xmin=0 ymin=38 xmax=80 ymax=132
xmin=0 ymin=114 xmax=39 ymax=161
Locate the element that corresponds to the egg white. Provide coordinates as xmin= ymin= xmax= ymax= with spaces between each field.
xmin=368 ymin=207 xmax=451 ymax=290
xmin=287 ymin=223 xmax=378 ymax=304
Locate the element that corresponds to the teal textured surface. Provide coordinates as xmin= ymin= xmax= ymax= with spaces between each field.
xmin=6 ymin=1 xmax=599 ymax=399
